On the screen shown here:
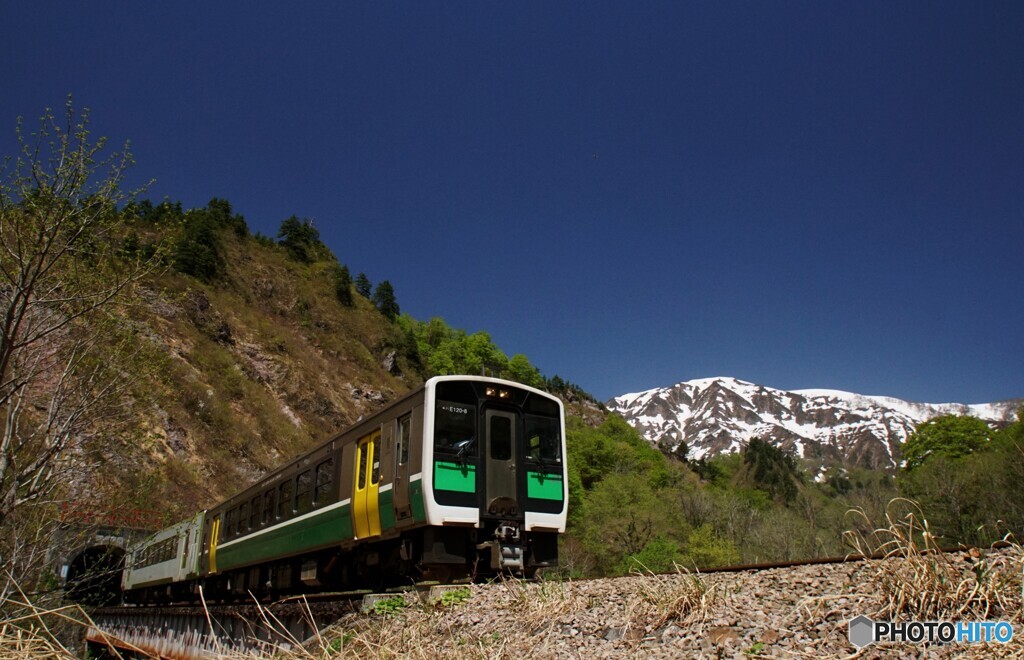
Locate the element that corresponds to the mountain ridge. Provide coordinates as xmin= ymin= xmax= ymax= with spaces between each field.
xmin=609 ymin=377 xmax=1022 ymax=470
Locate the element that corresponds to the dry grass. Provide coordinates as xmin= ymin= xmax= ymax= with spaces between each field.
xmin=0 ymin=578 xmax=105 ymax=658
xmin=307 ymin=571 xmax=725 ymax=658
xmin=629 ymin=565 xmax=720 ymax=629
xmin=845 ymin=498 xmax=1024 ymax=622
xmin=497 ymin=575 xmax=590 ymax=632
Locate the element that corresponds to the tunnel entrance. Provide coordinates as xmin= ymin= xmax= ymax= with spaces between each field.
xmin=65 ymin=545 xmax=125 ymax=606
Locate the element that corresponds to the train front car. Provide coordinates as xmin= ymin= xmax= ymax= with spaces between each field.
xmin=420 ymin=376 xmax=566 ymax=579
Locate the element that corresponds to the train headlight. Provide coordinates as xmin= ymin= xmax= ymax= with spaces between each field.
xmin=486 ymin=387 xmax=511 ymax=400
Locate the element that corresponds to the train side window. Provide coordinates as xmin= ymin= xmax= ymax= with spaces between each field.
xmin=314 ymin=458 xmax=333 ymax=505
xmin=371 ymin=437 xmax=381 ymax=485
xmin=237 ymin=502 xmax=248 ymax=535
xmin=357 ymin=443 xmax=368 ymax=490
xmin=225 ymin=509 xmax=236 ymax=540
xmin=263 ymin=490 xmax=274 ymax=525
xmin=397 ymin=414 xmax=411 ymax=466
xmin=278 ymin=480 xmax=293 ymax=519
xmin=250 ymin=496 xmax=260 ymax=528
xmin=295 ymin=470 xmax=312 ymax=514
xmin=181 ymin=531 xmax=190 ymax=569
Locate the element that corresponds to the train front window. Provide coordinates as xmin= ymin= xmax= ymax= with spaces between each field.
xmin=434 ymin=400 xmax=477 ymax=457
xmin=525 ymin=414 xmax=562 ymax=464
xmin=491 ymin=415 xmax=512 ymax=460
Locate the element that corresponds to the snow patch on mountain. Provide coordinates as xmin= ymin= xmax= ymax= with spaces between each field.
xmin=609 ymin=377 xmax=1021 ymax=470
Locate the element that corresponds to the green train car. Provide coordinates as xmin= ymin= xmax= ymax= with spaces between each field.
xmin=123 ymin=376 xmax=567 ymax=602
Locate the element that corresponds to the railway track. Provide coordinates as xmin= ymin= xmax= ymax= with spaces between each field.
xmin=85 ymin=585 xmax=466 ymax=658
xmin=83 ymin=543 xmax=1009 ymax=658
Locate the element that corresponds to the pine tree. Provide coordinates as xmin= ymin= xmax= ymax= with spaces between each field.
xmin=355 ymin=272 xmax=372 ymax=298
xmin=372 ymin=280 xmax=399 ymax=320
xmin=334 ymin=265 xmax=354 ymax=307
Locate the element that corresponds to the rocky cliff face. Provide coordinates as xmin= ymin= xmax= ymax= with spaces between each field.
xmin=608 ymin=377 xmax=1021 ymax=469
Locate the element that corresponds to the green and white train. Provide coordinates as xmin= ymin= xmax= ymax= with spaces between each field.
xmin=121 ymin=376 xmax=567 ymax=602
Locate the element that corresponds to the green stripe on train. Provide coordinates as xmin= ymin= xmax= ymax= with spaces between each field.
xmin=434 ymin=461 xmax=476 ymax=493
xmin=410 ymin=479 xmax=426 ymax=522
xmin=527 ymin=471 xmax=564 ymax=500
xmin=379 ymin=488 xmax=395 ymax=531
xmin=215 ymin=503 xmax=353 ymax=571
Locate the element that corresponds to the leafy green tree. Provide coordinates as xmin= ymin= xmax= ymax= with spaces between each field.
xmin=372 ymin=280 xmax=400 ymax=321
xmin=898 ymin=410 xmax=1024 ymax=544
xmin=577 ymin=473 xmax=683 ymax=573
xmin=0 ymin=99 xmax=165 ymax=593
xmin=620 ymin=536 xmax=684 ymax=573
xmin=506 ymin=354 xmax=544 ymax=388
xmin=899 ymin=455 xmax=988 ymax=543
xmin=462 ymin=331 xmax=507 ymax=376
xmin=901 ymin=414 xmax=993 ymax=471
xmin=679 ymin=524 xmax=741 ymax=569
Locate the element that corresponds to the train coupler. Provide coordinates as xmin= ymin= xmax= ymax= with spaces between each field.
xmin=476 ymin=521 xmax=524 ymax=572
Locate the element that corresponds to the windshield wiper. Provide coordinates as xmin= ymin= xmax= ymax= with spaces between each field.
xmin=453 ymin=437 xmax=475 ymax=465
xmin=530 ymin=453 xmax=560 ymax=470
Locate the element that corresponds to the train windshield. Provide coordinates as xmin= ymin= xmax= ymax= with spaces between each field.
xmin=434 ymin=400 xmax=477 ymax=457
xmin=524 ymin=392 xmax=561 ymax=466
xmin=525 ymin=414 xmax=561 ymax=464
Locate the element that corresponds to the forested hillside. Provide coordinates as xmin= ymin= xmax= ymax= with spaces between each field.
xmin=102 ymin=196 xmax=599 ymax=521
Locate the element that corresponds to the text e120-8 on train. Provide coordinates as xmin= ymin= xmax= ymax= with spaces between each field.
xmin=121 ymin=376 xmax=567 ymax=603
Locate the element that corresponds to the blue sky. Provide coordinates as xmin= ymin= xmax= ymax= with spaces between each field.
xmin=3 ymin=2 xmax=1021 ymax=404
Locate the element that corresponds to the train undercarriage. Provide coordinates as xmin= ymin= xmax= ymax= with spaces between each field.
xmin=126 ymin=522 xmax=558 ymax=605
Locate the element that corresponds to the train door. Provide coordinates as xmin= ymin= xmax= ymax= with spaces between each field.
xmin=392 ymin=414 xmax=413 ymax=521
xmin=208 ymin=513 xmax=222 ymax=574
xmin=352 ymin=431 xmax=382 ymax=539
xmin=484 ymin=409 xmax=518 ymax=516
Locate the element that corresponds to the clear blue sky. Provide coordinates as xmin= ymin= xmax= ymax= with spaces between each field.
xmin=3 ymin=2 xmax=1021 ymax=404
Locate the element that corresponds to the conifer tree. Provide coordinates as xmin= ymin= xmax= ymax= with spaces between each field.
xmin=372 ymin=280 xmax=399 ymax=320
xmin=355 ymin=272 xmax=372 ymax=298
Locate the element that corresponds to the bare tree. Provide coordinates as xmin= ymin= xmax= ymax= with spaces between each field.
xmin=0 ymin=98 xmax=163 ymax=590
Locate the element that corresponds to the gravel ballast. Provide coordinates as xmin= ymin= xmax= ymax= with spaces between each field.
xmin=320 ymin=549 xmax=1023 ymax=658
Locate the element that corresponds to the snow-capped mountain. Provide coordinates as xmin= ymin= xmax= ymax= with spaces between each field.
xmin=608 ymin=377 xmax=1022 ymax=470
